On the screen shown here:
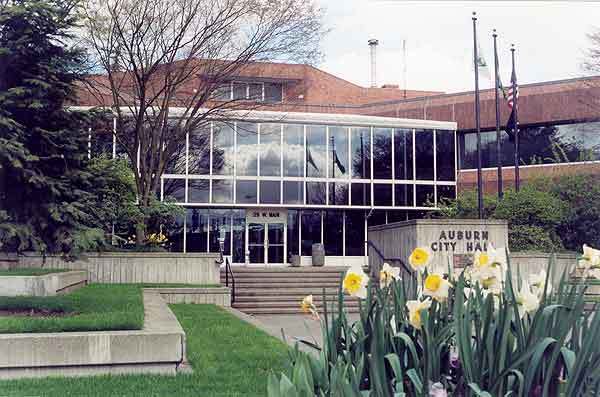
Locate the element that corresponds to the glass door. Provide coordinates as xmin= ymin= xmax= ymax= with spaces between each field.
xmin=247 ymin=223 xmax=265 ymax=264
xmin=267 ymin=223 xmax=285 ymax=264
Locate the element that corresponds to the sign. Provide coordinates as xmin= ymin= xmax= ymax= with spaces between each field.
xmin=429 ymin=229 xmax=490 ymax=253
xmin=246 ymin=208 xmax=287 ymax=224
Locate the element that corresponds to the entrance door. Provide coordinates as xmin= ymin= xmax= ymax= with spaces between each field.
xmin=246 ymin=222 xmax=286 ymax=265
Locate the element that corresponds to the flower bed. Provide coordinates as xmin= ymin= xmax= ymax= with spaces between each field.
xmin=270 ymin=244 xmax=600 ymax=396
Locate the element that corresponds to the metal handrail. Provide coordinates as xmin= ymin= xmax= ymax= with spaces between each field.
xmin=224 ymin=257 xmax=236 ymax=305
xmin=366 ymin=240 xmax=414 ymax=277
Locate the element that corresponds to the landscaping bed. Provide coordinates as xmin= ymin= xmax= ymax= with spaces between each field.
xmin=0 ymin=304 xmax=289 ymax=396
xmin=0 ymin=268 xmax=69 ymax=276
xmin=0 ymin=284 xmax=144 ymax=333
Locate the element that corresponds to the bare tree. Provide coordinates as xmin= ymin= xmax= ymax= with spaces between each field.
xmin=80 ymin=0 xmax=325 ymax=243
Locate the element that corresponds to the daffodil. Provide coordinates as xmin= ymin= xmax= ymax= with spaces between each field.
xmin=516 ymin=281 xmax=540 ymax=318
xmin=301 ymin=295 xmax=313 ymax=313
xmin=409 ymin=247 xmax=431 ymax=273
xmin=423 ymin=273 xmax=452 ymax=301
xmin=589 ymin=268 xmax=600 ymax=280
xmin=379 ymin=262 xmax=401 ymax=288
xmin=429 ymin=382 xmax=448 ymax=397
xmin=530 ymin=270 xmax=551 ymax=297
xmin=343 ymin=265 xmax=369 ymax=299
xmin=579 ymin=244 xmax=600 ymax=271
xmin=406 ymin=298 xmax=432 ymax=329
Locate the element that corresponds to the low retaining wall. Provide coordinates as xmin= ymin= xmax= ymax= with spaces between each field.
xmin=146 ymin=287 xmax=231 ymax=307
xmin=0 ymin=271 xmax=88 ymax=297
xmin=0 ymin=291 xmax=187 ymax=379
xmin=17 ymin=252 xmax=221 ymax=285
xmin=509 ymin=251 xmax=578 ymax=284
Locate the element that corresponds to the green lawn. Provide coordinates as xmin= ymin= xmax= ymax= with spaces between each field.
xmin=0 ymin=305 xmax=289 ymax=397
xmin=0 ymin=284 xmax=144 ymax=333
xmin=0 ymin=268 xmax=69 ymax=276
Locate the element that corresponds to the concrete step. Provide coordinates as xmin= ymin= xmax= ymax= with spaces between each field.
xmin=222 ymin=277 xmax=342 ymax=284
xmin=221 ymin=273 xmax=343 ymax=280
xmin=222 ymin=266 xmax=349 ymax=273
xmin=233 ymin=301 xmax=360 ymax=309
xmin=236 ymin=289 xmax=343 ymax=297
xmin=234 ymin=282 xmax=341 ymax=289
xmin=233 ymin=307 xmax=360 ymax=315
xmin=234 ymin=295 xmax=357 ymax=302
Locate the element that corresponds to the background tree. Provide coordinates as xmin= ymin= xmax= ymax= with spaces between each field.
xmin=81 ymin=0 xmax=325 ymax=244
xmin=0 ymin=0 xmax=109 ymax=256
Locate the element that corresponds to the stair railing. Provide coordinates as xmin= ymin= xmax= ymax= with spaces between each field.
xmin=224 ymin=257 xmax=236 ymax=305
xmin=367 ymin=240 xmax=417 ymax=295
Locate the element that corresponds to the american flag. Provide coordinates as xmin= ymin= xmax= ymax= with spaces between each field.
xmin=507 ymin=84 xmax=519 ymax=110
xmin=505 ymin=63 xmax=518 ymax=141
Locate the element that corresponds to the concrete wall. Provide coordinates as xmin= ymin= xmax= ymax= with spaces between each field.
xmin=146 ymin=287 xmax=231 ymax=307
xmin=0 ymin=271 xmax=87 ymax=297
xmin=17 ymin=252 xmax=221 ymax=285
xmin=510 ymin=251 xmax=578 ymax=286
xmin=368 ymin=219 xmax=509 ymax=273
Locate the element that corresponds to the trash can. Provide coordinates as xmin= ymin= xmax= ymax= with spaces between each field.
xmin=311 ymin=243 xmax=325 ymax=267
xmin=290 ymin=254 xmax=301 ymax=267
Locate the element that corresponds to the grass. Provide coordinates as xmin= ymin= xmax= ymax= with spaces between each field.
xmin=0 ymin=304 xmax=289 ymax=397
xmin=0 ymin=284 xmax=144 ymax=333
xmin=0 ymin=268 xmax=69 ymax=276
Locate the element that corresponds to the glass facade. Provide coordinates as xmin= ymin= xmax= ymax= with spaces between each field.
xmin=458 ymin=121 xmax=600 ymax=169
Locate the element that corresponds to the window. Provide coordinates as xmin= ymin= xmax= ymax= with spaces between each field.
xmin=264 ymin=82 xmax=283 ymax=102
xmin=91 ymin=131 xmax=113 ymax=158
xmin=373 ymin=183 xmax=392 ymax=206
xmin=351 ymin=183 xmax=371 ymax=206
xmin=212 ymin=84 xmax=231 ymax=101
xmin=328 ymin=182 xmax=348 ymax=205
xmin=188 ymin=179 xmax=209 ymax=203
xmin=209 ymin=209 xmax=231 ymax=254
xmin=186 ymin=208 xmax=208 ymax=252
xmin=394 ymin=128 xmax=413 ymax=180
xmin=324 ymin=210 xmax=343 ymax=255
xmin=306 ymin=125 xmax=326 ymax=177
xmin=260 ymin=181 xmax=280 ymax=204
xmin=415 ymin=129 xmax=434 ymax=180
xmin=283 ymin=124 xmax=304 ymax=177
xmin=231 ymin=210 xmax=245 ymax=262
xmin=236 ymin=122 xmax=258 ymax=176
xmin=212 ymin=122 xmax=234 ymax=175
xmin=301 ymin=210 xmax=321 ymax=255
xmin=168 ymin=213 xmax=185 ymax=252
xmin=236 ymin=180 xmax=257 ymax=204
xmin=416 ymin=185 xmax=435 ymax=207
xmin=249 ymin=83 xmax=263 ymax=101
xmin=233 ymin=82 xmax=247 ymax=100
xmin=438 ymin=185 xmax=456 ymax=204
xmin=436 ymin=130 xmax=455 ymax=181
xmin=189 ymin=124 xmax=210 ymax=175
xmin=287 ymin=210 xmax=300 ymax=259
xmin=283 ymin=181 xmax=303 ymax=204
xmin=345 ymin=210 xmax=365 ymax=256
xmin=373 ymin=127 xmax=392 ymax=179
xmin=328 ymin=126 xmax=349 ymax=178
xmin=260 ymin=123 xmax=281 ymax=176
xmin=306 ymin=182 xmax=326 ymax=205
xmin=394 ymin=184 xmax=413 ymax=207
xmin=351 ymin=127 xmax=371 ymax=179
xmin=163 ymin=178 xmax=185 ymax=202
xmin=212 ymin=179 xmax=233 ymax=203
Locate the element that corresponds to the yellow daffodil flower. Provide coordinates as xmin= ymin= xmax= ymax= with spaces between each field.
xmin=343 ymin=265 xmax=369 ymax=299
xmin=423 ymin=273 xmax=452 ymax=301
xmin=516 ymin=281 xmax=540 ymax=318
xmin=301 ymin=295 xmax=313 ymax=313
xmin=409 ymin=247 xmax=431 ymax=273
xmin=379 ymin=262 xmax=401 ymax=288
xmin=406 ymin=298 xmax=432 ymax=329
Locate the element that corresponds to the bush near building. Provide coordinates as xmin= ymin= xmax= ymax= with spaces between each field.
xmin=434 ymin=174 xmax=600 ymax=252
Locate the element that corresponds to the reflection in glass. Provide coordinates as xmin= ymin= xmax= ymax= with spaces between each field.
xmin=328 ymin=182 xmax=348 ymax=205
xmin=209 ymin=209 xmax=231 ymax=254
xmin=212 ymin=179 xmax=233 ymax=203
xmin=233 ymin=82 xmax=246 ymax=100
xmin=163 ymin=179 xmax=185 ymax=202
xmin=373 ymin=128 xmax=392 ymax=179
xmin=188 ymin=123 xmax=210 ymax=175
xmin=394 ymin=184 xmax=414 ymax=207
xmin=368 ymin=210 xmax=386 ymax=226
xmin=345 ymin=210 xmax=365 ymax=256
xmin=283 ymin=181 xmax=303 ymax=204
xmin=236 ymin=180 xmax=257 ymax=204
xmin=249 ymin=83 xmax=262 ymax=101
xmin=306 ymin=182 xmax=326 ymax=205
xmin=306 ymin=125 xmax=326 ymax=177
xmin=186 ymin=208 xmax=208 ymax=252
xmin=168 ymin=213 xmax=185 ymax=252
xmin=231 ymin=210 xmax=245 ymax=262
xmin=91 ymin=131 xmax=113 ymax=158
xmin=212 ymin=122 xmax=234 ymax=175
xmin=283 ymin=124 xmax=304 ymax=177
xmin=301 ymin=210 xmax=321 ymax=255
xmin=437 ymin=185 xmax=456 ymax=204
xmin=324 ymin=210 xmax=343 ymax=255
xmin=436 ymin=130 xmax=455 ymax=181
xmin=264 ymin=82 xmax=283 ymax=102
xmin=328 ymin=126 xmax=349 ymax=178
xmin=260 ymin=180 xmax=280 ymax=204
xmin=260 ymin=123 xmax=281 ymax=176
xmin=416 ymin=185 xmax=435 ymax=207
xmin=415 ymin=129 xmax=434 ymax=180
xmin=394 ymin=128 xmax=413 ymax=180
xmin=387 ymin=210 xmax=407 ymax=223
xmin=165 ymin=141 xmax=186 ymax=174
xmin=248 ymin=223 xmax=265 ymax=264
xmin=188 ymin=179 xmax=209 ymax=203
xmin=351 ymin=127 xmax=371 ymax=179
xmin=267 ymin=223 xmax=285 ymax=263
xmin=287 ymin=210 xmax=300 ymax=259
xmin=236 ymin=122 xmax=258 ymax=176
xmin=373 ymin=183 xmax=392 ymax=206
xmin=351 ymin=183 xmax=371 ymax=206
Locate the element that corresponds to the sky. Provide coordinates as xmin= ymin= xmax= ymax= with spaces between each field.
xmin=315 ymin=0 xmax=600 ymax=93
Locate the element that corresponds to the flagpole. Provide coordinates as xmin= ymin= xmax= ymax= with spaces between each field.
xmin=511 ymin=44 xmax=520 ymax=191
xmin=472 ymin=12 xmax=483 ymax=219
xmin=493 ymin=29 xmax=503 ymax=199
xmin=331 ymin=135 xmax=335 ymax=204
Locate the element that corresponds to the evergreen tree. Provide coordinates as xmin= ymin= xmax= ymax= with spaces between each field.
xmin=0 ymin=0 xmax=104 ymax=256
